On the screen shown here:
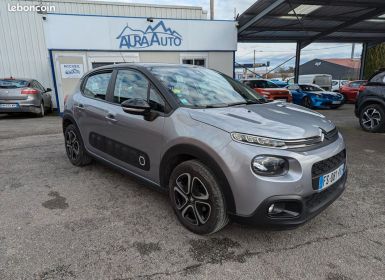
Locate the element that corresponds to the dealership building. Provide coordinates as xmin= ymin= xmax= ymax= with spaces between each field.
xmin=0 ymin=0 xmax=237 ymax=112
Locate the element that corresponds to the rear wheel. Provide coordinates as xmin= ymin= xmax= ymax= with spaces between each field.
xmin=359 ymin=104 xmax=385 ymax=133
xmin=64 ymin=124 xmax=92 ymax=166
xmin=302 ymin=96 xmax=312 ymax=108
xmin=47 ymin=101 xmax=54 ymax=114
xmin=36 ymin=103 xmax=45 ymax=118
xmin=169 ymin=160 xmax=228 ymax=235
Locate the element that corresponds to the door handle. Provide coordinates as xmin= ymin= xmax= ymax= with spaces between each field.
xmin=105 ymin=113 xmax=118 ymax=122
xmin=76 ymin=103 xmax=85 ymax=110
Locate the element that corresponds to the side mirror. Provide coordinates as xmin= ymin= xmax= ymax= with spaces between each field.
xmin=45 ymin=88 xmax=52 ymax=93
xmin=121 ymin=98 xmax=150 ymax=116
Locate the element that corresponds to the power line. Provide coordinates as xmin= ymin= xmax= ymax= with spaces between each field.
xmin=236 ymin=44 xmax=354 ymax=58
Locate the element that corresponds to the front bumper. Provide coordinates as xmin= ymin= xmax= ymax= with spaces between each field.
xmin=231 ymin=171 xmax=347 ymax=228
xmin=311 ymin=96 xmax=344 ymax=108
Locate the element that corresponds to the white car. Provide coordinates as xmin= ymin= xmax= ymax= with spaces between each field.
xmin=332 ymin=80 xmax=349 ymax=92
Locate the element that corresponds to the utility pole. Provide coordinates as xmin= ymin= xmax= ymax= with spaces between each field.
xmin=210 ymin=0 xmax=214 ymax=20
xmin=253 ymin=50 xmax=256 ymax=75
xmin=351 ymin=43 xmax=356 ymax=59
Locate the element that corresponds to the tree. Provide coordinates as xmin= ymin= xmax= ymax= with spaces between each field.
xmin=364 ymin=43 xmax=385 ymax=79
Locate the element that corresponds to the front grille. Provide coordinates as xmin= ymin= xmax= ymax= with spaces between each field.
xmin=312 ymin=149 xmax=346 ymax=178
xmin=305 ymin=177 xmax=344 ymax=211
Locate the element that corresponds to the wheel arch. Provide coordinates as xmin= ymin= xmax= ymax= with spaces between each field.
xmin=62 ymin=113 xmax=79 ymax=134
xmin=359 ymin=98 xmax=385 ymax=114
xmin=160 ymin=144 xmax=236 ymax=214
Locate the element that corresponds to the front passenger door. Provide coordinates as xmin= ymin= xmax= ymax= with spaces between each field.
xmin=99 ymin=69 xmax=166 ymax=183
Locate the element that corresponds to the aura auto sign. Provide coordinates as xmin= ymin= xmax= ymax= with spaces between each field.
xmin=43 ymin=14 xmax=237 ymax=51
xmin=117 ymin=21 xmax=182 ymax=49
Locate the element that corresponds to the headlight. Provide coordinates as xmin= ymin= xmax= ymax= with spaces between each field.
xmin=252 ymin=156 xmax=289 ymax=176
xmin=231 ymin=132 xmax=286 ymax=148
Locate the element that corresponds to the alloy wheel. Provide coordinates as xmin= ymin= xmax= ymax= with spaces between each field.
xmin=65 ymin=130 xmax=80 ymax=161
xmin=362 ymin=108 xmax=382 ymax=130
xmin=173 ymin=173 xmax=211 ymax=226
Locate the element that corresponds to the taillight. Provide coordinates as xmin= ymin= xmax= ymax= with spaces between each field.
xmin=21 ymin=88 xmax=39 ymax=94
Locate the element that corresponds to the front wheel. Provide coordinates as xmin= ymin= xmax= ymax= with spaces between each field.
xmin=169 ymin=160 xmax=228 ymax=235
xmin=302 ymin=96 xmax=312 ymax=108
xmin=359 ymin=104 xmax=385 ymax=133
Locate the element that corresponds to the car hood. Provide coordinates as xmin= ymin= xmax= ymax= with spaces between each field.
xmin=308 ymin=91 xmax=340 ymax=97
xmin=261 ymin=88 xmax=289 ymax=92
xmin=188 ymin=102 xmax=335 ymax=140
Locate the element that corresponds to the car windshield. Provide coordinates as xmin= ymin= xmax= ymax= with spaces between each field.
xmin=148 ymin=66 xmax=264 ymax=108
xmin=0 ymin=79 xmax=28 ymax=89
xmin=300 ymin=84 xmax=324 ymax=92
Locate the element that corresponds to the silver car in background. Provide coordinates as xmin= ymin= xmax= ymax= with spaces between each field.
xmin=63 ymin=64 xmax=347 ymax=235
xmin=0 ymin=78 xmax=53 ymax=117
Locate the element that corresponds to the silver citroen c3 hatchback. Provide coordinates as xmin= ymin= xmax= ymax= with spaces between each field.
xmin=63 ymin=64 xmax=347 ymax=235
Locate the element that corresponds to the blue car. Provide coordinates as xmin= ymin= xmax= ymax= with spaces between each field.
xmin=288 ymin=84 xmax=344 ymax=109
xmin=270 ymin=79 xmax=288 ymax=88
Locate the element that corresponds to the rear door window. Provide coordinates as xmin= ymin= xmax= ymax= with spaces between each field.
xmin=370 ymin=72 xmax=385 ymax=85
xmin=83 ymin=72 xmax=112 ymax=100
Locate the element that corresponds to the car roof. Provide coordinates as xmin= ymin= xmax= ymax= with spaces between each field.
xmin=93 ymin=63 xmax=198 ymax=71
xmin=240 ymin=78 xmax=268 ymax=81
xmin=0 ymin=78 xmax=32 ymax=82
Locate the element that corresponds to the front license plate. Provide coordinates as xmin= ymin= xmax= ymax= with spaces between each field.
xmin=332 ymin=101 xmax=341 ymax=104
xmin=318 ymin=164 xmax=344 ymax=191
xmin=276 ymin=99 xmax=287 ymax=102
xmin=0 ymin=103 xmax=18 ymax=108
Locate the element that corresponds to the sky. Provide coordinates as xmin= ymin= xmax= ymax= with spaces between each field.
xmin=94 ymin=0 xmax=363 ymax=70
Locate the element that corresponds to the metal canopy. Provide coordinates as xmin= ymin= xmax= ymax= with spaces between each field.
xmin=237 ymin=0 xmax=385 ymax=46
xmin=237 ymin=0 xmax=385 ymax=81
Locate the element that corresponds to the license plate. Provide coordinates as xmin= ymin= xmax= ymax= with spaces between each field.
xmin=332 ymin=101 xmax=341 ymax=104
xmin=0 ymin=103 xmax=18 ymax=108
xmin=318 ymin=164 xmax=345 ymax=191
xmin=276 ymin=99 xmax=287 ymax=102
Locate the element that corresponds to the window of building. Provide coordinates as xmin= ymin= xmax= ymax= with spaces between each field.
xmin=182 ymin=58 xmax=206 ymax=67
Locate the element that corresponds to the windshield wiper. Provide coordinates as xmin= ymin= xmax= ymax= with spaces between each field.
xmin=192 ymin=103 xmax=229 ymax=109
xmin=227 ymin=100 xmax=262 ymax=107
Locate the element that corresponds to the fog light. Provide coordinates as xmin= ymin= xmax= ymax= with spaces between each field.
xmin=252 ymin=156 xmax=288 ymax=176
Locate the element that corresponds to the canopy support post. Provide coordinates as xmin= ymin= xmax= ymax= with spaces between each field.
xmin=294 ymin=42 xmax=302 ymax=84
xmin=360 ymin=43 xmax=368 ymax=80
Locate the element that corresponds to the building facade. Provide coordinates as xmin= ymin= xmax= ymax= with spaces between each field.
xmin=0 ymin=0 xmax=237 ymax=112
xmin=299 ymin=58 xmax=361 ymax=81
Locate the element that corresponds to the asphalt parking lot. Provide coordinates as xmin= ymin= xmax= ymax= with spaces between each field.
xmin=0 ymin=104 xmax=384 ymax=280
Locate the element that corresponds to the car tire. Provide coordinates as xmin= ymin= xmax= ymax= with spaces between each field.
xmin=47 ymin=101 xmax=54 ymax=114
xmin=302 ymin=96 xmax=312 ymax=108
xmin=359 ymin=104 xmax=385 ymax=133
xmin=169 ymin=160 xmax=228 ymax=235
xmin=36 ymin=103 xmax=45 ymax=118
xmin=64 ymin=124 xmax=92 ymax=166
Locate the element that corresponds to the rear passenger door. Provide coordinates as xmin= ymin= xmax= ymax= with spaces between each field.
xmin=74 ymin=70 xmax=114 ymax=157
xmin=100 ymin=69 xmax=166 ymax=182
